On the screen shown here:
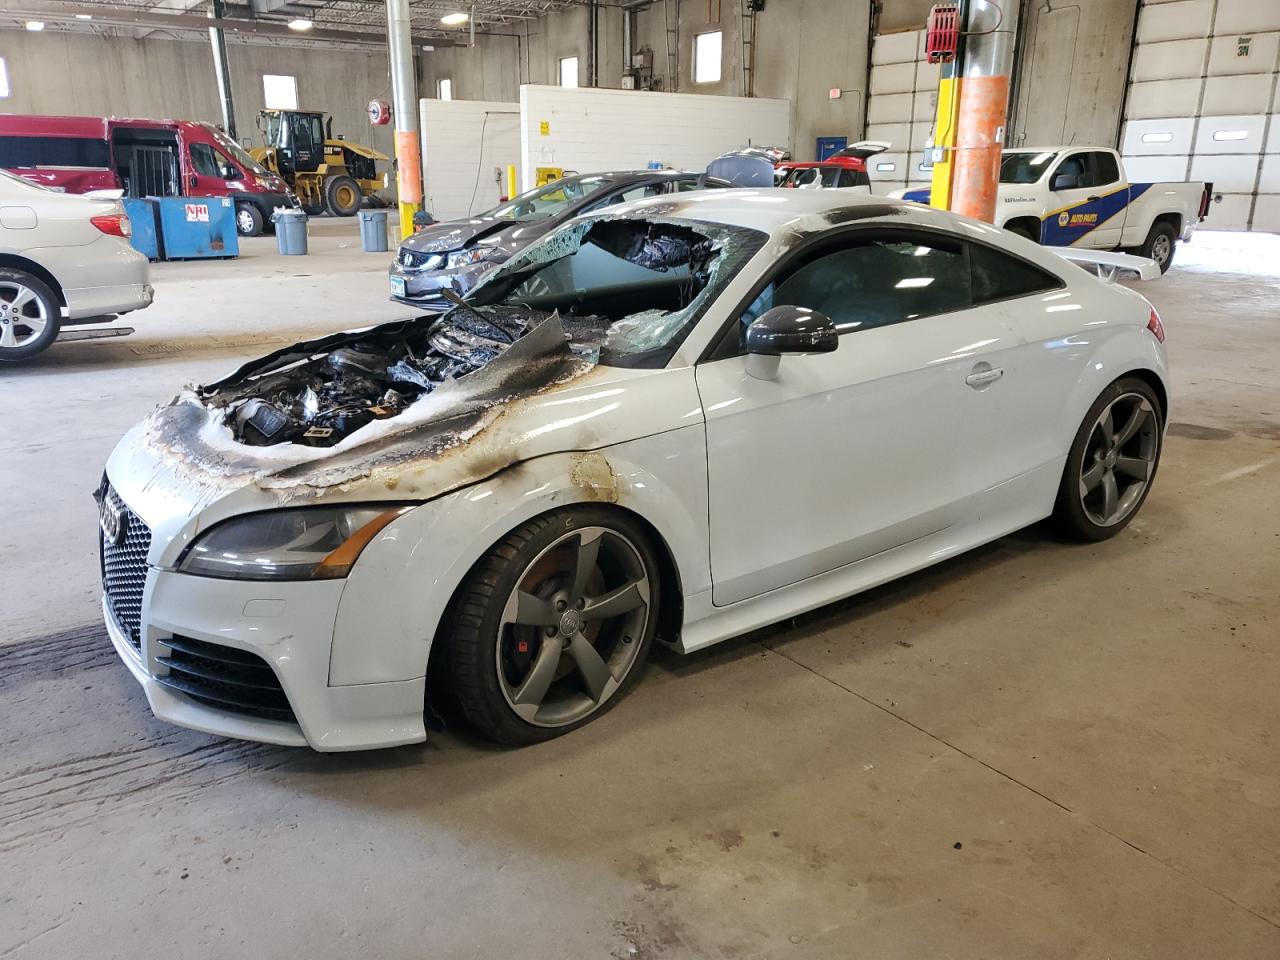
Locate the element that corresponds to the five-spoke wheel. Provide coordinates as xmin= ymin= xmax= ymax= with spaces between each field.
xmin=1056 ymin=377 xmax=1163 ymax=540
xmin=443 ymin=508 xmax=660 ymax=744
xmin=0 ymin=270 xmax=61 ymax=362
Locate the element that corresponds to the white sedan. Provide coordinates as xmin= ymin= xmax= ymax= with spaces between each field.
xmin=0 ymin=170 xmax=152 ymax=361
xmin=100 ymin=190 xmax=1168 ymax=750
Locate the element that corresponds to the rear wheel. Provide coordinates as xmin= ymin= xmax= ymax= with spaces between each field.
xmin=1054 ymin=377 xmax=1163 ymax=541
xmin=1139 ymin=220 xmax=1177 ymax=273
xmin=235 ymin=203 xmax=264 ymax=237
xmin=324 ymin=175 xmax=362 ymax=217
xmin=0 ymin=270 xmax=61 ymax=362
xmin=443 ymin=507 xmax=660 ymax=745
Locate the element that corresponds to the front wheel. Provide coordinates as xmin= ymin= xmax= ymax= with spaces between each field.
xmin=0 ymin=269 xmax=61 ymax=362
xmin=324 ymin=175 xmax=362 ymax=217
xmin=443 ymin=507 xmax=661 ymax=745
xmin=1139 ymin=220 xmax=1177 ymax=274
xmin=1053 ymin=377 xmax=1163 ymax=541
xmin=235 ymin=203 xmax=264 ymax=237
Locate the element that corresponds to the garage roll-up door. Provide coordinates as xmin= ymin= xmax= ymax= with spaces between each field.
xmin=1122 ymin=0 xmax=1280 ymax=232
xmin=865 ymin=28 xmax=937 ymax=195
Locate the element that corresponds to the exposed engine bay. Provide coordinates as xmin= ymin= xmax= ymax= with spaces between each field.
xmin=200 ymin=307 xmax=608 ymax=447
xmin=196 ymin=215 xmax=760 ymax=449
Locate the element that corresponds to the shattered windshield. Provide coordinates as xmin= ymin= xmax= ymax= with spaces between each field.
xmin=199 ymin=214 xmax=764 ymax=449
xmin=1000 ymin=151 xmax=1059 ymax=184
xmin=479 ymin=176 xmax=615 ymax=222
xmin=468 ymin=213 xmax=766 ymax=366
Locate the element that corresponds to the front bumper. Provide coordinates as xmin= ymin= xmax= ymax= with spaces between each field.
xmin=105 ymin=567 xmax=427 ymax=751
xmin=236 ymin=191 xmax=298 ymax=213
xmin=387 ymin=256 xmax=495 ymax=307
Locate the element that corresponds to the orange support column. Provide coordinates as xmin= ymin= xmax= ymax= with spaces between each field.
xmin=949 ymin=73 xmax=1010 ymax=223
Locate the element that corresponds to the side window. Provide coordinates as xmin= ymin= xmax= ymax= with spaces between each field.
xmin=1087 ymin=151 xmax=1120 ymax=187
xmin=969 ymin=242 xmax=1060 ymax=304
xmin=674 ymin=177 xmax=704 ymax=192
xmin=741 ymin=233 xmax=972 ymax=336
xmin=615 ymin=183 xmax=666 ymax=203
xmin=1054 ymin=153 xmax=1087 ymax=188
xmin=837 ymin=169 xmax=858 ymax=188
xmin=190 ymin=143 xmax=221 ymax=178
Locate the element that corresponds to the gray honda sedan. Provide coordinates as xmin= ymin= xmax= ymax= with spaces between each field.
xmin=388 ymin=170 xmax=728 ymax=310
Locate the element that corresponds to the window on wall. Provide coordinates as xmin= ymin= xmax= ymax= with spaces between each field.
xmin=694 ymin=31 xmax=722 ymax=83
xmin=262 ymin=74 xmax=299 ymax=110
xmin=559 ymin=56 xmax=579 ymax=88
xmin=0 ymin=58 xmax=9 ymax=99
xmin=438 ymin=78 xmax=453 ymax=101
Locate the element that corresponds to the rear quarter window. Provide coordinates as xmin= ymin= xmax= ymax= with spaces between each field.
xmin=0 ymin=136 xmax=110 ymax=169
xmin=970 ymin=242 xmax=1062 ymax=303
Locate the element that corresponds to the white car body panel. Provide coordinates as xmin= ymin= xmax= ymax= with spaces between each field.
xmin=101 ymin=190 xmax=1169 ymax=750
xmin=0 ymin=172 xmax=152 ymax=320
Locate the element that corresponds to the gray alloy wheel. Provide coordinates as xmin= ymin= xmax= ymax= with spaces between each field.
xmin=496 ymin=526 xmax=652 ymax=728
xmin=235 ymin=203 xmax=264 ymax=237
xmin=0 ymin=279 xmax=51 ymax=349
xmin=1150 ymin=232 xmax=1172 ymax=268
xmin=1078 ymin=392 xmax=1160 ymax=527
xmin=0 ymin=270 xmax=61 ymax=361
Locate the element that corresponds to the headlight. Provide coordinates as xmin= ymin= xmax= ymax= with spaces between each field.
xmin=179 ymin=506 xmax=409 ymax=581
xmin=446 ymin=246 xmax=497 ymax=269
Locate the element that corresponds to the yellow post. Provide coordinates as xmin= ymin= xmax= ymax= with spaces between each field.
xmin=929 ymin=74 xmax=961 ymax=212
xmin=506 ymin=164 xmax=518 ymax=201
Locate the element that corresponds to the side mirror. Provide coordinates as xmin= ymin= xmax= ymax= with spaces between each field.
xmin=744 ymin=305 xmax=837 ymax=380
xmin=1050 ymin=172 xmax=1079 ymax=191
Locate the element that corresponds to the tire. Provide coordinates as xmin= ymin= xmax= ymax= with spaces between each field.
xmin=1053 ymin=376 xmax=1164 ymax=542
xmin=1006 ymin=223 xmax=1035 ymax=242
xmin=442 ymin=506 xmax=661 ymax=745
xmin=0 ymin=269 xmax=61 ymax=362
xmin=324 ymin=175 xmax=362 ymax=217
xmin=235 ymin=203 xmax=264 ymax=237
xmin=1139 ymin=220 xmax=1177 ymax=274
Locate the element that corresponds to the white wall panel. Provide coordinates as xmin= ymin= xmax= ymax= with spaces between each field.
xmin=1131 ymin=38 xmax=1209 ymax=81
xmin=1193 ymin=114 xmax=1268 ymax=154
xmin=867 ymin=93 xmax=914 ymax=125
xmin=869 ymin=62 xmax=917 ymax=96
xmin=909 ymin=121 xmax=933 ymax=151
xmin=1124 ymin=78 xmax=1204 ymax=119
xmin=420 ymin=99 xmax=521 ymax=221
xmin=1257 ymin=155 xmax=1280 ymax=193
xmin=871 ymin=30 xmax=920 ymax=66
xmin=1207 ymin=192 xmax=1253 ymax=229
xmin=1214 ymin=0 xmax=1280 ymax=36
xmin=1252 ymin=194 xmax=1280 ymax=232
xmin=1122 ymin=117 xmax=1197 ymax=155
xmin=1190 ymin=153 xmax=1263 ymax=192
xmin=864 ymin=122 xmax=913 ymax=150
xmin=1137 ymin=0 xmax=1214 ymax=43
xmin=1122 ymin=154 xmax=1193 ymax=183
xmin=912 ymin=90 xmax=937 ymax=122
xmin=516 ymin=85 xmax=791 ymax=191
xmin=1268 ymin=116 xmax=1280 ymax=153
xmin=1207 ymin=32 xmax=1280 ymax=77
xmin=1200 ymin=74 xmax=1275 ymax=115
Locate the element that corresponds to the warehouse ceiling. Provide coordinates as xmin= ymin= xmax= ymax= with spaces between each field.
xmin=0 ymin=0 xmax=586 ymax=47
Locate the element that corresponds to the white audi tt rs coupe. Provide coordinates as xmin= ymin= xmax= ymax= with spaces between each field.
xmin=99 ymin=190 xmax=1168 ymax=750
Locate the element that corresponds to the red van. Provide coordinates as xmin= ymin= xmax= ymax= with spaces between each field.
xmin=0 ymin=114 xmax=296 ymax=236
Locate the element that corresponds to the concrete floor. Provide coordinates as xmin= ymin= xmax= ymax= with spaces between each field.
xmin=1 ymin=227 xmax=1278 ymax=958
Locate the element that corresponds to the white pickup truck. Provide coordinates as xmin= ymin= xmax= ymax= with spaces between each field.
xmin=896 ymin=146 xmax=1213 ymax=273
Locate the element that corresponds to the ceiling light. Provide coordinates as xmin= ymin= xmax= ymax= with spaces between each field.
xmin=76 ymin=13 xmax=93 ymax=19
xmin=25 ymin=19 xmax=45 ymax=30
xmin=287 ymin=18 xmax=314 ymax=31
xmin=441 ymin=12 xmax=469 ymax=25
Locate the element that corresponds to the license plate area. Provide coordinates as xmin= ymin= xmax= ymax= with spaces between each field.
xmin=390 ymin=276 xmax=407 ymax=298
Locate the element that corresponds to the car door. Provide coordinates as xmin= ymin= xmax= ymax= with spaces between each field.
xmin=1041 ymin=151 xmax=1107 ymax=248
xmin=1079 ymin=151 xmax=1126 ymax=249
xmin=694 ymin=227 xmax=1017 ymax=607
xmin=188 ymin=142 xmax=235 ymax=198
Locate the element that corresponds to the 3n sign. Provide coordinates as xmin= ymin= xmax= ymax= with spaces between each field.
xmin=185 ymin=203 xmax=210 ymax=223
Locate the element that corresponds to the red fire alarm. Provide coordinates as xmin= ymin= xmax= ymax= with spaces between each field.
xmin=925 ymin=4 xmax=960 ymax=64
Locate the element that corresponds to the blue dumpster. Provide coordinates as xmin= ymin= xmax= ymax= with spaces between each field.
xmin=152 ymin=196 xmax=239 ymax=259
xmin=123 ymin=198 xmax=161 ymax=260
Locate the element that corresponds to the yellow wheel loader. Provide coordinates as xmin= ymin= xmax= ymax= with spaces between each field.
xmin=249 ymin=109 xmax=388 ymax=217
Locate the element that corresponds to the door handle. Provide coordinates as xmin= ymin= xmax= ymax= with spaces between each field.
xmin=1087 ymin=195 xmax=1101 ymax=201
xmin=965 ymin=367 xmax=1004 ymax=388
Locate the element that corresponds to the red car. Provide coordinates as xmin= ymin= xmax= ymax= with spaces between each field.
xmin=0 ymin=114 xmax=295 ymax=236
xmin=776 ymin=141 xmax=891 ymax=192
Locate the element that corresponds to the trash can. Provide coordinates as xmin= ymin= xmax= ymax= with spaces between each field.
xmin=272 ymin=208 xmax=308 ymax=256
xmin=358 ymin=210 xmax=389 ymax=253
